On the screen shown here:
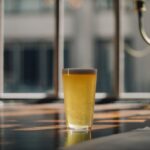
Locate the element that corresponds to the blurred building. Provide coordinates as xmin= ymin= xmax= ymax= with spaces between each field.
xmin=4 ymin=0 xmax=150 ymax=93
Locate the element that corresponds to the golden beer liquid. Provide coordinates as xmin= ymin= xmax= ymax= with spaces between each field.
xmin=65 ymin=130 xmax=91 ymax=147
xmin=63 ymin=69 xmax=97 ymax=130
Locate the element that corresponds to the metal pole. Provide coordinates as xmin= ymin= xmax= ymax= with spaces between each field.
xmin=55 ymin=0 xmax=64 ymax=98
xmin=113 ymin=0 xmax=124 ymax=98
xmin=0 ymin=0 xmax=4 ymax=95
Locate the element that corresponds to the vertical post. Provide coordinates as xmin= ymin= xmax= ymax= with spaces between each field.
xmin=70 ymin=0 xmax=94 ymax=68
xmin=0 ymin=0 xmax=4 ymax=94
xmin=55 ymin=0 xmax=64 ymax=98
xmin=0 ymin=0 xmax=3 ymax=144
xmin=113 ymin=0 xmax=124 ymax=98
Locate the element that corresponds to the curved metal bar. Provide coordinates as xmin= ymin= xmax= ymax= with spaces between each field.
xmin=136 ymin=0 xmax=150 ymax=45
xmin=138 ymin=11 xmax=150 ymax=45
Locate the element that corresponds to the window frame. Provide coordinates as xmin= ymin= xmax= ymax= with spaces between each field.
xmin=1 ymin=0 xmax=150 ymax=100
xmin=0 ymin=0 xmax=63 ymax=100
xmin=114 ymin=0 xmax=150 ymax=100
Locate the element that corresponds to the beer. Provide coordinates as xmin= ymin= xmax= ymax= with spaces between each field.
xmin=65 ymin=130 xmax=91 ymax=147
xmin=63 ymin=68 xmax=97 ymax=130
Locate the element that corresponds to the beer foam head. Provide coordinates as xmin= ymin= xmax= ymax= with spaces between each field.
xmin=62 ymin=68 xmax=97 ymax=74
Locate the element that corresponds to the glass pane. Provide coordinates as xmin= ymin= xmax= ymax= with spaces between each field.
xmin=64 ymin=0 xmax=115 ymax=93
xmin=123 ymin=0 xmax=150 ymax=92
xmin=4 ymin=0 xmax=55 ymax=93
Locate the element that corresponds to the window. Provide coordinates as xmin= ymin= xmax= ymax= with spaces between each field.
xmin=62 ymin=0 xmax=115 ymax=99
xmin=62 ymin=0 xmax=150 ymax=99
xmin=1 ymin=0 xmax=150 ymax=100
xmin=0 ymin=0 xmax=59 ymax=99
xmin=120 ymin=0 xmax=150 ymax=98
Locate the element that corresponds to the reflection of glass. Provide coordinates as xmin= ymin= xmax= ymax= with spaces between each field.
xmin=63 ymin=68 xmax=97 ymax=131
xmin=65 ymin=130 xmax=91 ymax=147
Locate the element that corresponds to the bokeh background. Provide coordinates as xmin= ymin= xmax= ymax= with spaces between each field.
xmin=4 ymin=0 xmax=150 ymax=95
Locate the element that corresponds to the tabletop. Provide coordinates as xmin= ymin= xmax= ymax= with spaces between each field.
xmin=0 ymin=102 xmax=150 ymax=150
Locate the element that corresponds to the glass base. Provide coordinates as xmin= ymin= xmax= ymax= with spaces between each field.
xmin=67 ymin=123 xmax=91 ymax=131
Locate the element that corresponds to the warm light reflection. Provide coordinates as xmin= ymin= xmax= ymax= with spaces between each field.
xmin=0 ymin=103 xmax=64 ymax=111
xmin=95 ymin=119 xmax=145 ymax=123
xmin=1 ymin=103 xmax=150 ymax=133
xmin=0 ymin=103 xmax=145 ymax=112
xmin=13 ymin=124 xmax=119 ymax=132
xmin=0 ymin=104 xmax=64 ymax=117
xmin=37 ymin=119 xmax=65 ymax=123
xmin=92 ymin=124 xmax=119 ymax=131
xmin=0 ymin=124 xmax=21 ymax=129
xmin=14 ymin=125 xmax=66 ymax=131
xmin=129 ymin=115 xmax=150 ymax=120
xmin=60 ymin=124 xmax=119 ymax=133
xmin=94 ymin=110 xmax=150 ymax=119
xmin=0 ymin=109 xmax=63 ymax=117
xmin=94 ymin=111 xmax=120 ymax=119
xmin=94 ymin=103 xmax=144 ymax=111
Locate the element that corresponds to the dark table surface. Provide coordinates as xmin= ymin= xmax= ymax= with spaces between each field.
xmin=0 ymin=102 xmax=150 ymax=150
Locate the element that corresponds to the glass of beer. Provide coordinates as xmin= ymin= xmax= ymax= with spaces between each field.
xmin=62 ymin=68 xmax=97 ymax=131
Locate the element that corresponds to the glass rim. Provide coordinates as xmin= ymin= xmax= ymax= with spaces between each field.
xmin=62 ymin=68 xmax=97 ymax=74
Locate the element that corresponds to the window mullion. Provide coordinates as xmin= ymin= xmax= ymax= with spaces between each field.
xmin=0 ymin=0 xmax=4 ymax=94
xmin=57 ymin=0 xmax=64 ymax=98
xmin=114 ymin=0 xmax=124 ymax=98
